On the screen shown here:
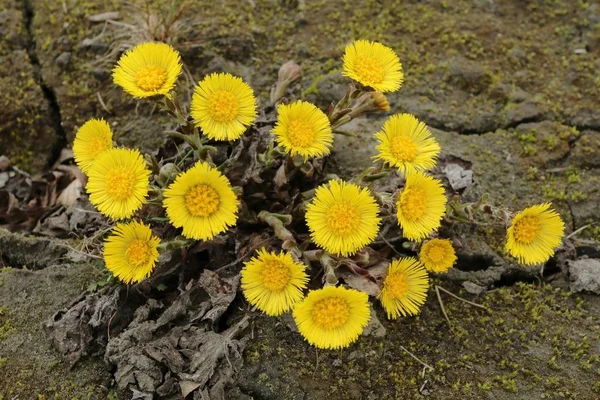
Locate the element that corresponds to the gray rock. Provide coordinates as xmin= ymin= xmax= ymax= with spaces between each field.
xmin=568 ymin=258 xmax=600 ymax=293
xmin=91 ymin=67 xmax=110 ymax=82
xmin=55 ymin=51 xmax=72 ymax=68
xmin=443 ymin=163 xmax=473 ymax=191
xmin=314 ymin=71 xmax=347 ymax=107
xmin=506 ymin=101 xmax=541 ymax=126
xmin=462 ymin=281 xmax=486 ymax=295
xmin=447 ymin=57 xmax=492 ymax=95
xmin=78 ymin=38 xmax=109 ymax=54
xmin=363 ymin=305 xmax=386 ymax=338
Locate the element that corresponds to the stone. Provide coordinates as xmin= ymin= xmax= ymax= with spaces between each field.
xmin=78 ymin=38 xmax=109 ymax=54
xmin=446 ymin=57 xmax=492 ymax=95
xmin=462 ymin=281 xmax=487 ymax=295
xmin=314 ymin=71 xmax=347 ymax=107
xmin=91 ymin=67 xmax=110 ymax=82
xmin=506 ymin=101 xmax=542 ymax=126
xmin=568 ymin=258 xmax=600 ymax=293
xmin=55 ymin=51 xmax=72 ymax=68
xmin=443 ymin=163 xmax=474 ymax=191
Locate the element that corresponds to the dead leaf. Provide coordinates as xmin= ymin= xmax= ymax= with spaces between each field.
xmin=87 ymin=11 xmax=120 ymax=22
xmin=57 ymin=178 xmax=82 ymax=206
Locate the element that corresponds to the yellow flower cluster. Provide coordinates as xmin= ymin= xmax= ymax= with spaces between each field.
xmin=73 ymin=39 xmax=565 ymax=353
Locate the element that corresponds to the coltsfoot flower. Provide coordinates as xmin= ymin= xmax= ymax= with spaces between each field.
xmin=379 ymin=257 xmax=429 ymax=319
xmin=419 ymin=238 xmax=456 ymax=273
xmin=241 ymin=249 xmax=309 ymax=316
xmin=293 ymin=286 xmax=370 ymax=349
xmin=342 ymin=40 xmax=403 ymax=92
xmin=191 ymin=73 xmax=257 ymax=141
xmin=73 ymin=119 xmax=113 ymax=174
xmin=113 ymin=42 xmax=182 ymax=98
xmin=374 ymin=114 xmax=441 ymax=175
xmin=306 ymin=180 xmax=380 ymax=257
xmin=272 ymin=100 xmax=333 ymax=160
xmin=104 ymin=221 xmax=160 ymax=284
xmin=87 ymin=148 xmax=150 ymax=220
xmin=396 ymin=171 xmax=447 ymax=241
xmin=506 ymin=203 xmax=564 ymax=265
xmin=163 ymin=161 xmax=238 ymax=240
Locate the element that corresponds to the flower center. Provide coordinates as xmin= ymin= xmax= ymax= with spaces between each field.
xmin=427 ymin=245 xmax=446 ymax=263
xmin=390 ymin=136 xmax=418 ymax=163
xmin=311 ymin=297 xmax=350 ymax=329
xmin=326 ymin=202 xmax=361 ymax=236
xmin=354 ymin=56 xmax=385 ymax=86
xmin=286 ymin=119 xmax=315 ymax=148
xmin=125 ymin=239 xmax=151 ymax=267
xmin=135 ymin=65 xmax=167 ymax=92
xmin=513 ymin=216 xmax=541 ymax=244
xmin=185 ymin=184 xmax=220 ymax=217
xmin=260 ymin=260 xmax=292 ymax=292
xmin=399 ymin=187 xmax=427 ymax=221
xmin=89 ymin=137 xmax=111 ymax=159
xmin=385 ymin=272 xmax=408 ymax=299
xmin=105 ymin=167 xmax=136 ymax=200
xmin=208 ymin=90 xmax=240 ymax=123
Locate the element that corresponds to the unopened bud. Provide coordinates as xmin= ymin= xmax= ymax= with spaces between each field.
xmin=370 ymin=91 xmax=390 ymax=111
xmin=270 ymin=60 xmax=302 ymax=104
xmin=156 ymin=162 xmax=179 ymax=187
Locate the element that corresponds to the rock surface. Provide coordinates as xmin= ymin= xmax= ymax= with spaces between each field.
xmin=569 ymin=258 xmax=600 ymax=293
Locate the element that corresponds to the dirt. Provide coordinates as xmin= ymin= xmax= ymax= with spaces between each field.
xmin=1 ymin=0 xmax=600 ymax=399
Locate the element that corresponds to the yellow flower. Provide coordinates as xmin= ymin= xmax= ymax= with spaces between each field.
xmin=374 ymin=114 xmax=441 ymax=174
xmin=191 ymin=73 xmax=257 ymax=141
xmin=379 ymin=257 xmax=429 ymax=319
xmin=306 ymin=180 xmax=380 ymax=257
xmin=104 ymin=221 xmax=160 ymax=284
xmin=396 ymin=171 xmax=447 ymax=241
xmin=342 ymin=40 xmax=403 ymax=92
xmin=272 ymin=100 xmax=333 ymax=160
xmin=163 ymin=161 xmax=238 ymax=240
xmin=87 ymin=148 xmax=150 ymax=220
xmin=113 ymin=42 xmax=182 ymax=98
xmin=73 ymin=119 xmax=113 ymax=174
xmin=506 ymin=203 xmax=564 ymax=265
xmin=293 ymin=286 xmax=370 ymax=350
xmin=241 ymin=249 xmax=309 ymax=316
xmin=419 ymin=238 xmax=456 ymax=273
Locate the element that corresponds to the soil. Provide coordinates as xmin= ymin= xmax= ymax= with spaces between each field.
xmin=1 ymin=0 xmax=599 ymax=399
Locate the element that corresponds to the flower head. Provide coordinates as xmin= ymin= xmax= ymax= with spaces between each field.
xmin=241 ymin=249 xmax=309 ymax=316
xmin=87 ymin=148 xmax=150 ymax=220
xmin=396 ymin=171 xmax=447 ymax=241
xmin=293 ymin=286 xmax=370 ymax=349
xmin=506 ymin=203 xmax=564 ymax=265
xmin=113 ymin=42 xmax=182 ymax=98
xmin=73 ymin=119 xmax=113 ymax=174
xmin=104 ymin=221 xmax=160 ymax=284
xmin=374 ymin=114 xmax=441 ymax=174
xmin=419 ymin=238 xmax=456 ymax=273
xmin=191 ymin=73 xmax=257 ymax=141
xmin=370 ymin=92 xmax=390 ymax=111
xmin=342 ymin=40 xmax=403 ymax=92
xmin=306 ymin=180 xmax=380 ymax=257
xmin=272 ymin=100 xmax=333 ymax=160
xmin=163 ymin=161 xmax=238 ymax=240
xmin=379 ymin=257 xmax=429 ymax=319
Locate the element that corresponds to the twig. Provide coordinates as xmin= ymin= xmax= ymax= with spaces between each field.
xmin=215 ymin=237 xmax=274 ymax=272
xmin=377 ymin=233 xmax=402 ymax=256
xmin=566 ymin=224 xmax=591 ymax=240
xmin=435 ymin=286 xmax=452 ymax=328
xmin=436 ymin=285 xmax=489 ymax=311
xmin=399 ymin=345 xmax=433 ymax=372
xmin=58 ymin=244 xmax=103 ymax=260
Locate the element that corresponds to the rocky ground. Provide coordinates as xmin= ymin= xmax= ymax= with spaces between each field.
xmin=1 ymin=0 xmax=600 ymax=399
